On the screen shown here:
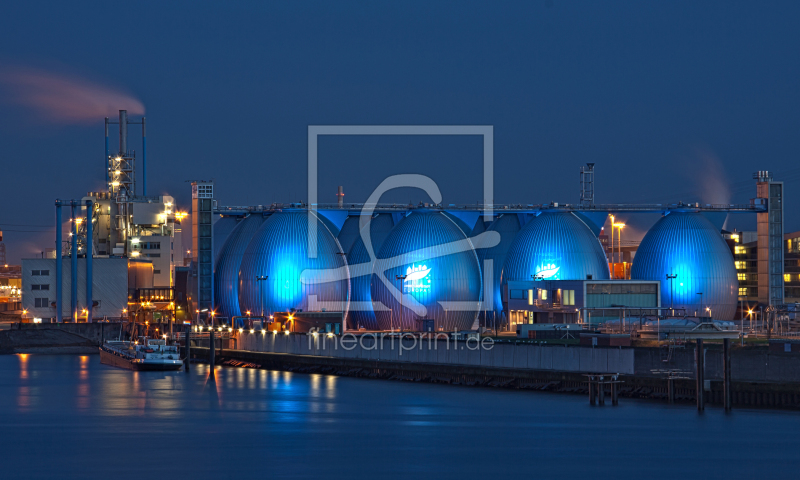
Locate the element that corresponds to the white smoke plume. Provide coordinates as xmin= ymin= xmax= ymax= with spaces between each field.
xmin=0 ymin=65 xmax=144 ymax=123
xmin=691 ymin=147 xmax=731 ymax=205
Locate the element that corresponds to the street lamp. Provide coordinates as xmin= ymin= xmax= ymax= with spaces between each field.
xmin=613 ymin=221 xmax=626 ymax=279
xmin=666 ymin=274 xmax=677 ymax=315
xmin=256 ymin=275 xmax=269 ymax=318
xmin=395 ymin=274 xmax=407 ymax=332
xmin=696 ymin=292 xmax=704 ymax=319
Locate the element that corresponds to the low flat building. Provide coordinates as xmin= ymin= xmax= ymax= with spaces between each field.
xmin=21 ymin=257 xmax=145 ymax=322
xmin=504 ymin=279 xmax=661 ymax=326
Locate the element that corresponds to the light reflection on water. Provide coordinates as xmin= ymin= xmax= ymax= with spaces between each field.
xmin=1 ymin=354 xmax=800 ymax=480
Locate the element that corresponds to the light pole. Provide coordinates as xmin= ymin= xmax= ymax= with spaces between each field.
xmin=613 ymin=221 xmax=626 ymax=279
xmin=395 ymin=274 xmax=407 ymax=331
xmin=696 ymin=292 xmax=704 ymax=319
xmin=666 ymin=274 xmax=677 ymax=315
xmin=256 ymin=275 xmax=268 ymax=319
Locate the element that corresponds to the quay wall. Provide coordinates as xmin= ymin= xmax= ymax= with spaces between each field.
xmin=224 ymin=332 xmax=635 ymax=374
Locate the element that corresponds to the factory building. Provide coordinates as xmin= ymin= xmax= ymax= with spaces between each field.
xmin=21 ymin=110 xmax=188 ymax=324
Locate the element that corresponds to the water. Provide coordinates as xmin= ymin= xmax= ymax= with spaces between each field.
xmin=1 ymin=354 xmax=798 ymax=479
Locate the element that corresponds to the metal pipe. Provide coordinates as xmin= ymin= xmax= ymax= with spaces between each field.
xmin=104 ymin=118 xmax=109 ymax=185
xmin=142 ymin=117 xmax=147 ymax=196
xmin=85 ymin=200 xmax=93 ymax=324
xmin=55 ymin=201 xmax=62 ymax=323
xmin=119 ymin=110 xmax=127 ymax=156
xmin=71 ymin=202 xmax=78 ymax=321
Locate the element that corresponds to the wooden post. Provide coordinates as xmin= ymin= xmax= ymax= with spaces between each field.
xmin=184 ymin=328 xmax=191 ymax=373
xmin=611 ymin=380 xmax=619 ymax=406
xmin=667 ymin=376 xmax=675 ymax=404
xmin=723 ymin=338 xmax=732 ymax=411
xmin=598 ymin=376 xmax=605 ymax=405
xmin=696 ymin=339 xmax=704 ymax=411
xmin=209 ymin=327 xmax=216 ymax=371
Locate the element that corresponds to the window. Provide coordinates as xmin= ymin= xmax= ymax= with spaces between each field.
xmin=735 ymin=246 xmax=745 ymax=254
xmin=146 ymin=253 xmax=161 ymax=258
xmin=510 ymin=289 xmax=525 ymax=300
xmin=32 ymin=284 xmax=50 ymax=291
xmin=539 ymin=288 xmax=548 ymax=300
xmin=154 ymin=270 xmax=161 ymax=274
xmin=785 ymin=274 xmax=792 ymax=282
xmin=31 ymin=270 xmax=49 ymax=276
xmin=738 ymin=273 xmax=747 ymax=281
xmin=563 ymin=290 xmax=575 ymax=306
xmin=735 ymin=261 xmax=746 ymax=270
xmin=34 ymin=298 xmax=49 ymax=308
xmin=738 ymin=287 xmax=747 ymax=296
xmin=528 ymin=289 xmax=534 ymax=306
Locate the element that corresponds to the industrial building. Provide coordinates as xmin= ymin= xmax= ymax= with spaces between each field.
xmin=18 ymin=109 xmax=793 ymax=333
xmin=21 ymin=110 xmax=189 ymax=325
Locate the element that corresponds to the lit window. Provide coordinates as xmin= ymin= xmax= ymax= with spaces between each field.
xmin=528 ymin=289 xmax=533 ymax=306
xmin=735 ymin=261 xmax=746 ymax=270
xmin=539 ymin=288 xmax=547 ymax=301
xmin=738 ymin=273 xmax=747 ymax=281
xmin=785 ymin=274 xmax=791 ymax=282
xmin=738 ymin=287 xmax=747 ymax=296
xmin=735 ymin=246 xmax=745 ymax=254
xmin=563 ymin=290 xmax=575 ymax=306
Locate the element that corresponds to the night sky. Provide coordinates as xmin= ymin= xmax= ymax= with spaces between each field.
xmin=1 ymin=1 xmax=799 ymax=263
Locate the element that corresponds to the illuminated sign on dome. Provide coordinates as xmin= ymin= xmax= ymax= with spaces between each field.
xmin=535 ymin=262 xmax=560 ymax=280
xmin=404 ymin=264 xmax=431 ymax=293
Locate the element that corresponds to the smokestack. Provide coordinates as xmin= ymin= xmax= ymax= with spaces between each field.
xmin=119 ymin=109 xmax=127 ymax=155
xmin=337 ymin=186 xmax=344 ymax=208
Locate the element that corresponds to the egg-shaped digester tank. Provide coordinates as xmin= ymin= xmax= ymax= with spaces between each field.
xmin=214 ymin=214 xmax=266 ymax=320
xmin=238 ymin=211 xmax=350 ymax=317
xmin=371 ymin=212 xmax=482 ymax=331
xmin=631 ymin=212 xmax=738 ymax=320
xmin=502 ymin=212 xmax=610 ymax=286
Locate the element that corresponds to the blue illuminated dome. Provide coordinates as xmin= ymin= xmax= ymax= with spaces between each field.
xmin=238 ymin=211 xmax=349 ymax=317
xmin=631 ymin=212 xmax=738 ymax=320
xmin=346 ymin=214 xmax=395 ymax=330
xmin=502 ymin=212 xmax=610 ymax=286
xmin=214 ymin=214 xmax=265 ymax=319
xmin=371 ymin=212 xmax=482 ymax=331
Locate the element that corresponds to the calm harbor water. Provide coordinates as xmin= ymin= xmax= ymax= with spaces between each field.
xmin=1 ymin=354 xmax=798 ymax=479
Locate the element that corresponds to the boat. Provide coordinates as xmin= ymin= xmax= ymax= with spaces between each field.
xmin=99 ymin=338 xmax=183 ymax=371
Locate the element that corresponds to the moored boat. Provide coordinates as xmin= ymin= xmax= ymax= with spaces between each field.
xmin=100 ymin=338 xmax=183 ymax=371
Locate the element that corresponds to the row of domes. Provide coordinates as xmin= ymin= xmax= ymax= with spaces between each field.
xmin=214 ymin=210 xmax=738 ymax=330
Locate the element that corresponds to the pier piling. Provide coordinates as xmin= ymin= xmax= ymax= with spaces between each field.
xmin=723 ymin=338 xmax=732 ymax=411
xmin=696 ymin=339 xmax=705 ymax=412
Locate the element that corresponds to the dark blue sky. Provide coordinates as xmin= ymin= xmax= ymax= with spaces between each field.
xmin=2 ymin=1 xmax=800 ymax=262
